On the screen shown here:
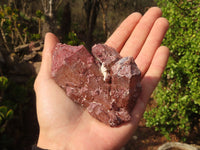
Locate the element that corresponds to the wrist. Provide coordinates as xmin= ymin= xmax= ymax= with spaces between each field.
xmin=37 ymin=130 xmax=69 ymax=150
xmin=32 ymin=144 xmax=48 ymax=150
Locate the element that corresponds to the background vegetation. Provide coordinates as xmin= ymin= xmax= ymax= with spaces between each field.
xmin=0 ymin=0 xmax=199 ymax=149
xmin=144 ymin=0 xmax=200 ymax=141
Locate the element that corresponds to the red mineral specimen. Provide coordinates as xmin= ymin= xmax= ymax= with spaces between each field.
xmin=51 ymin=43 xmax=141 ymax=127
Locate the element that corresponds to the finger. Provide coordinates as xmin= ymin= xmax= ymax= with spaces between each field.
xmin=39 ymin=32 xmax=59 ymax=78
xmin=135 ymin=17 xmax=169 ymax=77
xmin=131 ymin=46 xmax=169 ymax=125
xmin=105 ymin=12 xmax=142 ymax=52
xmin=120 ymin=7 xmax=162 ymax=58
xmin=140 ymin=46 xmax=169 ymax=104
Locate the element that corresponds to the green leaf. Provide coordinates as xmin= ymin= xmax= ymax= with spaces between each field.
xmin=6 ymin=109 xmax=14 ymax=120
xmin=0 ymin=76 xmax=8 ymax=90
xmin=0 ymin=112 xmax=5 ymax=119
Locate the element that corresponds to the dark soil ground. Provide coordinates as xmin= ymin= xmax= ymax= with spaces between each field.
xmin=124 ymin=118 xmax=173 ymax=150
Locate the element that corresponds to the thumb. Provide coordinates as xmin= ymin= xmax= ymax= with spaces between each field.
xmin=39 ymin=32 xmax=59 ymax=78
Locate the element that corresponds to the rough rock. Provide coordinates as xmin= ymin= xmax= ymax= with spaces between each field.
xmin=51 ymin=43 xmax=141 ymax=126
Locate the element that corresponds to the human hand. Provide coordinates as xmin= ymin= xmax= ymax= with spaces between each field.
xmin=34 ymin=7 xmax=169 ymax=150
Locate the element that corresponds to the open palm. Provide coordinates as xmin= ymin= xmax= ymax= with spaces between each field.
xmin=34 ymin=7 xmax=169 ymax=150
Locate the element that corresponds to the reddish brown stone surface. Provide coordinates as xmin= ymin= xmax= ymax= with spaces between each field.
xmin=51 ymin=43 xmax=141 ymax=126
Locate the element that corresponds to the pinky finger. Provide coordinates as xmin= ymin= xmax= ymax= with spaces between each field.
xmin=131 ymin=46 xmax=169 ymax=125
xmin=140 ymin=46 xmax=169 ymax=105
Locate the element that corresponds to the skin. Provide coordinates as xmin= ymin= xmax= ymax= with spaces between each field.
xmin=34 ymin=7 xmax=169 ymax=150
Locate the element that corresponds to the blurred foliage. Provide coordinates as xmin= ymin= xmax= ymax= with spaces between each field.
xmin=66 ymin=31 xmax=85 ymax=46
xmin=30 ymin=33 xmax=41 ymax=41
xmin=0 ymin=106 xmax=14 ymax=133
xmin=35 ymin=10 xmax=43 ymax=18
xmin=0 ymin=4 xmax=39 ymax=49
xmin=0 ymin=75 xmax=34 ymax=149
xmin=0 ymin=76 xmax=13 ymax=146
xmin=0 ymin=76 xmax=8 ymax=91
xmin=144 ymin=0 xmax=200 ymax=141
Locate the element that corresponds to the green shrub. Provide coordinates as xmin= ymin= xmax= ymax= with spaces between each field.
xmin=144 ymin=0 xmax=200 ymax=140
